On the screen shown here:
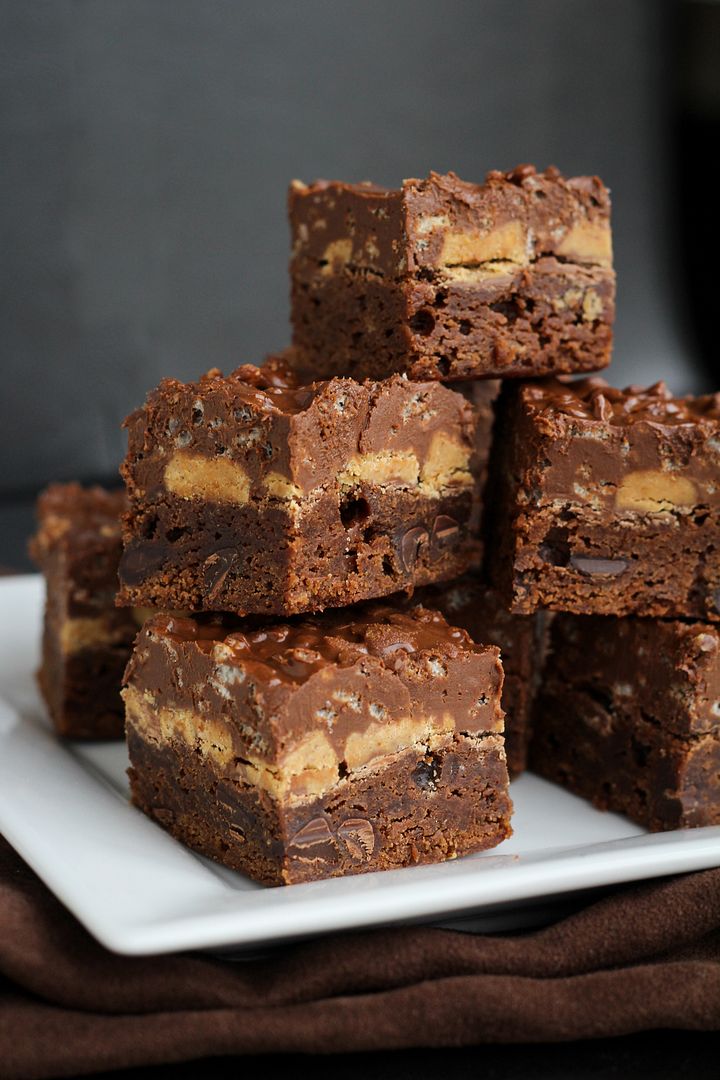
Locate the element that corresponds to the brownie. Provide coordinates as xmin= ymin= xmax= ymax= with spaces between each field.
xmin=530 ymin=615 xmax=720 ymax=831
xmin=29 ymin=484 xmax=139 ymax=739
xmin=414 ymin=574 xmax=546 ymax=775
xmin=490 ymin=378 xmax=720 ymax=619
xmin=124 ymin=605 xmax=513 ymax=885
xmin=117 ymin=357 xmax=489 ymax=616
xmin=289 ymin=165 xmax=614 ymax=382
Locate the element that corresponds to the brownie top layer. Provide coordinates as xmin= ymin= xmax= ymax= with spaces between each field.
xmin=522 ymin=378 xmax=720 ymax=429
xmin=122 ymin=353 xmax=479 ymax=498
xmin=126 ymin=603 xmax=504 ymax=772
xmin=131 ymin=354 xmax=320 ymax=422
xmin=290 ymin=164 xmax=612 ymax=276
xmin=291 ymin=163 xmax=609 ymax=218
xmin=128 ymin=350 xmax=476 ymax=424
xmin=500 ymin=377 xmax=720 ymax=522
xmin=143 ymin=604 xmax=480 ymax=688
xmin=31 ymin=483 xmax=126 ymax=560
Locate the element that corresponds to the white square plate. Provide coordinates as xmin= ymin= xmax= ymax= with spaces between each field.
xmin=1 ymin=574 xmax=719 ymax=956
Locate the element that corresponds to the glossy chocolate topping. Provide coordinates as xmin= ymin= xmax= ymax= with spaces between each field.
xmin=522 ymin=378 xmax=720 ymax=428
xmin=290 ymin=165 xmax=611 ymax=279
xmin=127 ymin=601 xmax=504 ymax=762
xmin=129 ymin=356 xmax=321 ymax=424
xmin=147 ymin=604 xmax=475 ymax=688
xmin=121 ymin=353 xmax=479 ymax=504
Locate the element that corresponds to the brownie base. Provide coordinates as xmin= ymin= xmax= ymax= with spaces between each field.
xmin=127 ymin=727 xmax=513 ymax=885
xmin=498 ymin=507 xmax=720 ymax=620
xmin=39 ymin=644 xmax=129 ymax=740
xmin=531 ymin=688 xmax=720 ymax=831
xmin=119 ymin=486 xmax=480 ymax=616
xmin=291 ymin=261 xmax=613 ymax=383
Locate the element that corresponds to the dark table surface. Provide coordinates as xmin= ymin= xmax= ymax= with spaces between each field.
xmin=75 ymin=1033 xmax=720 ymax=1079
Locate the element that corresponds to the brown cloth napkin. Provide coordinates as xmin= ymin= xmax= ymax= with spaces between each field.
xmin=1 ymin=836 xmax=719 ymax=1080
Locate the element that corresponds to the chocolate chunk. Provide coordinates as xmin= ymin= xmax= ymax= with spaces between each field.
xmin=412 ymin=753 xmax=442 ymax=792
xmin=430 ymin=514 xmax=460 ymax=555
xmin=119 ymin=540 xmax=170 ymax=586
xmin=399 ymin=526 xmax=429 ymax=572
xmin=590 ymin=391 xmax=613 ymax=423
xmin=337 ymin=818 xmax=375 ymax=860
xmin=288 ymin=816 xmax=335 ymax=850
xmin=203 ymin=548 xmax=239 ymax=601
xmin=505 ymin=163 xmax=536 ymax=184
xmin=570 ymin=556 xmax=628 ymax=577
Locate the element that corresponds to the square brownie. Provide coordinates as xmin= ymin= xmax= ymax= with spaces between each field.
xmin=124 ymin=605 xmax=513 ymax=884
xmin=289 ymin=165 xmax=614 ymax=382
xmin=414 ymin=574 xmax=547 ymax=775
xmin=531 ymin=615 xmax=720 ymax=831
xmin=490 ymin=378 xmax=720 ymax=619
xmin=29 ymin=484 xmax=138 ymax=739
xmin=118 ymin=358 xmax=488 ymax=616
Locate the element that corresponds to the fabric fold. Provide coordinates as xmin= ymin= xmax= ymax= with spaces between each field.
xmin=1 ymin=838 xmax=719 ymax=1079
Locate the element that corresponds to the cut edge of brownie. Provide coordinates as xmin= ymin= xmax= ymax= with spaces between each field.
xmin=487 ymin=378 xmax=720 ymax=620
xmin=117 ymin=361 xmax=487 ymax=616
xmin=529 ymin=615 xmax=720 ymax=831
xmin=122 ymin=606 xmax=513 ymax=884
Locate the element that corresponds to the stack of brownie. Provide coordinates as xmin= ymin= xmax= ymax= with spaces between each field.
xmin=31 ymin=160 xmax=717 ymax=885
xmin=495 ymin=378 xmax=720 ymax=831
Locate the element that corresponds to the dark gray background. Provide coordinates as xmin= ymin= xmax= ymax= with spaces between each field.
xmin=1 ymin=0 xmax=715 ymax=547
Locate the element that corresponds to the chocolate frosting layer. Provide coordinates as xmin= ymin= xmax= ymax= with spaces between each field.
xmin=126 ymin=604 xmax=504 ymax=761
xmin=502 ymin=377 xmax=720 ymax=511
xmin=290 ymin=165 xmax=612 ymax=279
xmin=122 ymin=354 xmax=479 ymax=496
